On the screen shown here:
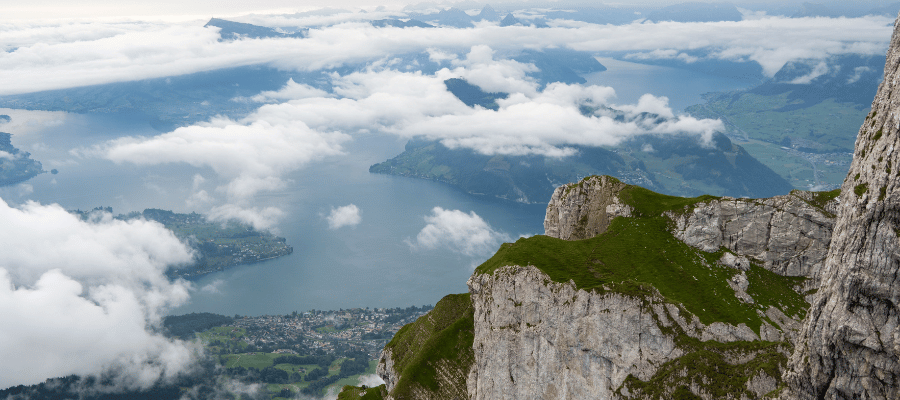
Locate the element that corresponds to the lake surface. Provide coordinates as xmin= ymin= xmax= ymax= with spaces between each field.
xmin=586 ymin=57 xmax=759 ymax=112
xmin=0 ymin=60 xmax=757 ymax=316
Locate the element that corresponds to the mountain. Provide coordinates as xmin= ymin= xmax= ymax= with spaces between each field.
xmin=499 ymin=13 xmax=521 ymax=26
xmin=371 ymin=79 xmax=793 ymax=204
xmin=0 ymin=132 xmax=44 ymax=186
xmin=474 ymin=5 xmax=501 ymax=22
xmin=443 ymin=78 xmax=507 ymax=110
xmin=342 ymin=13 xmax=900 ymax=398
xmin=685 ymin=53 xmax=884 ymax=190
xmin=339 ymin=175 xmax=838 ymax=399
xmin=512 ymin=48 xmax=607 ymax=86
xmin=0 ymin=65 xmax=316 ymax=131
xmin=408 ymin=8 xmax=475 ymax=28
xmin=779 ymin=11 xmax=900 ymax=398
xmin=371 ymin=19 xmax=433 ymax=28
xmin=204 ymin=18 xmax=306 ymax=40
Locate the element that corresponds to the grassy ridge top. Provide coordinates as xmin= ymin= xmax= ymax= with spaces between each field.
xmin=477 ymin=179 xmax=808 ymax=333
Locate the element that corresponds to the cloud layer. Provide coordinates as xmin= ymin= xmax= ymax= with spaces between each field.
xmin=92 ymin=46 xmax=722 ymax=227
xmin=412 ymin=207 xmax=510 ymax=257
xmin=0 ymin=199 xmax=197 ymax=389
xmin=0 ymin=14 xmax=892 ymax=95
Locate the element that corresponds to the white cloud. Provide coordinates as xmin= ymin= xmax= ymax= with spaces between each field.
xmin=327 ymin=204 xmax=361 ymax=230
xmin=789 ymin=60 xmax=830 ymax=84
xmin=0 ymin=15 xmax=891 ymax=95
xmin=412 ymin=207 xmax=510 ymax=257
xmin=847 ymin=65 xmax=873 ymax=84
xmin=93 ymin=46 xmax=723 ymax=221
xmin=0 ymin=198 xmax=197 ymax=389
xmin=92 ymin=109 xmax=350 ymax=228
xmin=357 ymin=373 xmax=385 ymax=387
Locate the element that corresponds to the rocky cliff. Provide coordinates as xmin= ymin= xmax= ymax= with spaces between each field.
xmin=777 ymin=12 xmax=900 ymax=400
xmin=361 ymin=175 xmax=833 ymax=400
xmin=349 ymin=16 xmax=900 ymax=398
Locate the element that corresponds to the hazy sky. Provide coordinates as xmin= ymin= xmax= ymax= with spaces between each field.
xmin=5 ymin=0 xmax=896 ymax=21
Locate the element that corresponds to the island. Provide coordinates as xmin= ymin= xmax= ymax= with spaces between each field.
xmin=0 ymin=131 xmax=44 ymax=186
xmin=71 ymin=207 xmax=293 ymax=278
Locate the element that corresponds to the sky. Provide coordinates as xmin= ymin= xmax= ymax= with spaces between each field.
xmin=3 ymin=0 xmax=898 ymax=21
xmin=0 ymin=0 xmax=897 ymax=391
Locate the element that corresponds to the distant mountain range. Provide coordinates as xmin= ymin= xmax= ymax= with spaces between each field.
xmin=204 ymin=18 xmax=307 ymax=40
xmin=370 ymin=77 xmax=793 ymax=204
xmin=685 ymin=53 xmax=884 ymax=189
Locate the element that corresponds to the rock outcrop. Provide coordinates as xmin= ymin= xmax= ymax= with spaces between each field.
xmin=465 ymin=264 xmax=799 ymax=400
xmin=544 ymin=175 xmax=632 ymax=240
xmin=779 ymin=11 xmax=900 ymax=400
xmin=545 ymin=176 xmax=837 ymax=285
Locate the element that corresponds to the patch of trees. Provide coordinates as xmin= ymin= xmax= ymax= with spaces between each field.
xmin=162 ymin=312 xmax=233 ymax=338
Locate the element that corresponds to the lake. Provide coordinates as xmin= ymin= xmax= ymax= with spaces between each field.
xmin=0 ymin=60 xmax=757 ymax=316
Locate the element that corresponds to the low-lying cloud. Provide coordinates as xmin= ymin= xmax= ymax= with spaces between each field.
xmin=0 ymin=14 xmax=892 ymax=95
xmin=412 ymin=207 xmax=510 ymax=257
xmin=0 ymin=198 xmax=197 ymax=389
xmin=326 ymin=204 xmax=362 ymax=229
xmin=92 ymin=46 xmax=722 ymax=227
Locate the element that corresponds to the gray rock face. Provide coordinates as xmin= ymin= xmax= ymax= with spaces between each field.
xmin=780 ymin=12 xmax=900 ymax=400
xmin=376 ymin=347 xmax=398 ymax=394
xmin=466 ymin=265 xmax=794 ymax=400
xmin=467 ymin=265 xmax=679 ymax=400
xmin=544 ymin=175 xmax=632 ymax=241
xmin=669 ymin=194 xmax=835 ymax=284
xmin=544 ymin=176 xmax=836 ymax=286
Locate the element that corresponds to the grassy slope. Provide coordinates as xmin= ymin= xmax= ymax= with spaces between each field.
xmin=686 ymin=92 xmax=862 ymax=189
xmin=383 ymin=293 xmax=475 ymax=399
xmin=361 ymin=178 xmax=823 ymax=399
xmin=476 ymin=183 xmax=808 ymax=334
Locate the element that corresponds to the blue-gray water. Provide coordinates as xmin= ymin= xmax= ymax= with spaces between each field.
xmin=586 ymin=57 xmax=759 ymax=112
xmin=0 ymin=60 xmax=756 ymax=316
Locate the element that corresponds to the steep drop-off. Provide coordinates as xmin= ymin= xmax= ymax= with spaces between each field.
xmin=357 ymin=175 xmax=836 ymax=400
xmin=778 ymin=10 xmax=900 ymax=400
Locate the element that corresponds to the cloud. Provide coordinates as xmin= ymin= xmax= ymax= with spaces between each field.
xmin=0 ymin=15 xmax=892 ymax=95
xmin=0 ymin=198 xmax=197 ymax=389
xmin=847 ymin=65 xmax=873 ymax=84
xmin=357 ymin=373 xmax=385 ymax=387
xmin=789 ymin=60 xmax=830 ymax=84
xmin=412 ymin=207 xmax=510 ymax=257
xmin=327 ymin=204 xmax=361 ymax=230
xmin=91 ymin=108 xmax=350 ymax=228
xmin=200 ymin=278 xmax=225 ymax=294
xmin=92 ymin=46 xmax=722 ymax=224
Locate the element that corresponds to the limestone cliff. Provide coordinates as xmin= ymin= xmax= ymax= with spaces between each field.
xmin=359 ymin=175 xmax=825 ymax=400
xmin=778 ymin=11 xmax=900 ymax=400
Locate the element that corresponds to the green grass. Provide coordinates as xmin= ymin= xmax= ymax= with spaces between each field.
xmin=337 ymin=385 xmax=387 ymax=400
xmin=619 ymin=340 xmax=788 ymax=400
xmin=793 ymin=188 xmax=841 ymax=217
xmin=619 ymin=184 xmax=720 ymax=216
xmin=222 ymin=353 xmax=280 ymax=369
xmin=476 ymin=184 xmax=809 ymax=335
xmin=315 ymin=325 xmax=340 ymax=334
xmin=385 ymin=293 xmax=475 ymax=399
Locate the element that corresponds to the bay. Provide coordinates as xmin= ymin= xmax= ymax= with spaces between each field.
xmin=0 ymin=59 xmax=756 ymax=316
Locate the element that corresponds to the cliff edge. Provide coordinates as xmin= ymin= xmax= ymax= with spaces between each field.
xmin=778 ymin=10 xmax=900 ymax=400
